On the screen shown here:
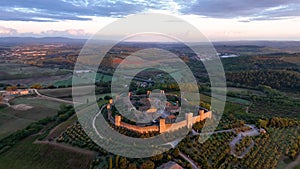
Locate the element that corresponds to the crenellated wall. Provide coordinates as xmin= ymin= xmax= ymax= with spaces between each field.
xmin=115 ymin=115 xmax=121 ymax=126
xmin=114 ymin=110 xmax=212 ymax=134
xmin=116 ymin=119 xmax=159 ymax=133
xmin=112 ymin=95 xmax=212 ymax=134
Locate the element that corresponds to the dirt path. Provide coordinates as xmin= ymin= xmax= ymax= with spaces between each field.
xmin=285 ymin=154 xmax=300 ymax=169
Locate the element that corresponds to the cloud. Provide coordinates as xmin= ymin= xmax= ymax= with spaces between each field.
xmin=0 ymin=0 xmax=167 ymax=22
xmin=178 ymin=0 xmax=300 ymax=20
xmin=0 ymin=26 xmax=18 ymax=35
xmin=0 ymin=26 xmax=90 ymax=38
xmin=41 ymin=29 xmax=90 ymax=37
xmin=0 ymin=0 xmax=300 ymax=22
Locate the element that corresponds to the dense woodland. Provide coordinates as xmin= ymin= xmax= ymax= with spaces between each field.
xmin=226 ymin=70 xmax=300 ymax=91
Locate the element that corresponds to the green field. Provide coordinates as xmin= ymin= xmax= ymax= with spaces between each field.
xmin=0 ymin=62 xmax=63 ymax=77
xmin=54 ymin=72 xmax=112 ymax=87
xmin=0 ymin=136 xmax=93 ymax=169
xmin=0 ymin=96 xmax=62 ymax=139
xmin=97 ymin=73 xmax=112 ymax=82
xmin=38 ymin=87 xmax=111 ymax=101
xmin=39 ymin=86 xmax=97 ymax=98
xmin=0 ymin=61 xmax=70 ymax=86
xmin=39 ymin=88 xmax=73 ymax=98
xmin=221 ymin=87 xmax=264 ymax=95
xmin=225 ymin=96 xmax=250 ymax=105
xmin=54 ymin=76 xmax=88 ymax=87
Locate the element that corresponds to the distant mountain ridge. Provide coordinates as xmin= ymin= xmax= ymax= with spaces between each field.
xmin=0 ymin=37 xmax=86 ymax=45
xmin=213 ymin=40 xmax=300 ymax=48
xmin=1 ymin=37 xmax=300 ymax=49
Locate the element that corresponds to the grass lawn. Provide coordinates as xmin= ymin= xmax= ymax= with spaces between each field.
xmin=0 ymin=136 xmax=93 ymax=169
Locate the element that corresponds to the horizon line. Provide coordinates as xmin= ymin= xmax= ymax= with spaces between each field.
xmin=1 ymin=36 xmax=300 ymax=43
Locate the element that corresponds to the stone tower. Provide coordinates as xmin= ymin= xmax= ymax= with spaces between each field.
xmin=159 ymin=118 xmax=166 ymax=133
xmin=115 ymin=115 xmax=121 ymax=126
xmin=185 ymin=113 xmax=193 ymax=129
xmin=199 ymin=109 xmax=205 ymax=121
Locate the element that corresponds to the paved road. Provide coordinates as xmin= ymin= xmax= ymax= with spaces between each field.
xmin=92 ymin=104 xmax=106 ymax=139
xmin=230 ymin=134 xmax=255 ymax=158
xmin=179 ymin=151 xmax=200 ymax=169
xmin=238 ymin=141 xmax=254 ymax=158
xmin=229 ymin=125 xmax=260 ymax=158
xmin=192 ymin=124 xmax=260 ymax=159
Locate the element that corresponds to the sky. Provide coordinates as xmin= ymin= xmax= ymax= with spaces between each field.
xmin=0 ymin=0 xmax=300 ymax=41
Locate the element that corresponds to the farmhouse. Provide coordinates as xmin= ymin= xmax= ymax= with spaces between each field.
xmin=6 ymin=89 xmax=30 ymax=96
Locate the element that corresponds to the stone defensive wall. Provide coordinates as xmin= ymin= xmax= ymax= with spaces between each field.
xmin=121 ymin=122 xmax=159 ymax=133
xmin=114 ymin=109 xmax=212 ymax=134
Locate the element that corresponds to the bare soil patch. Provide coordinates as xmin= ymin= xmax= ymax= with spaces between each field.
xmin=11 ymin=104 xmax=33 ymax=111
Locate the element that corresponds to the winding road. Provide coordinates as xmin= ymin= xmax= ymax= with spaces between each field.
xmin=192 ymin=124 xmax=261 ymax=159
xmin=32 ymin=89 xmax=78 ymax=104
xmin=229 ymin=125 xmax=260 ymax=158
